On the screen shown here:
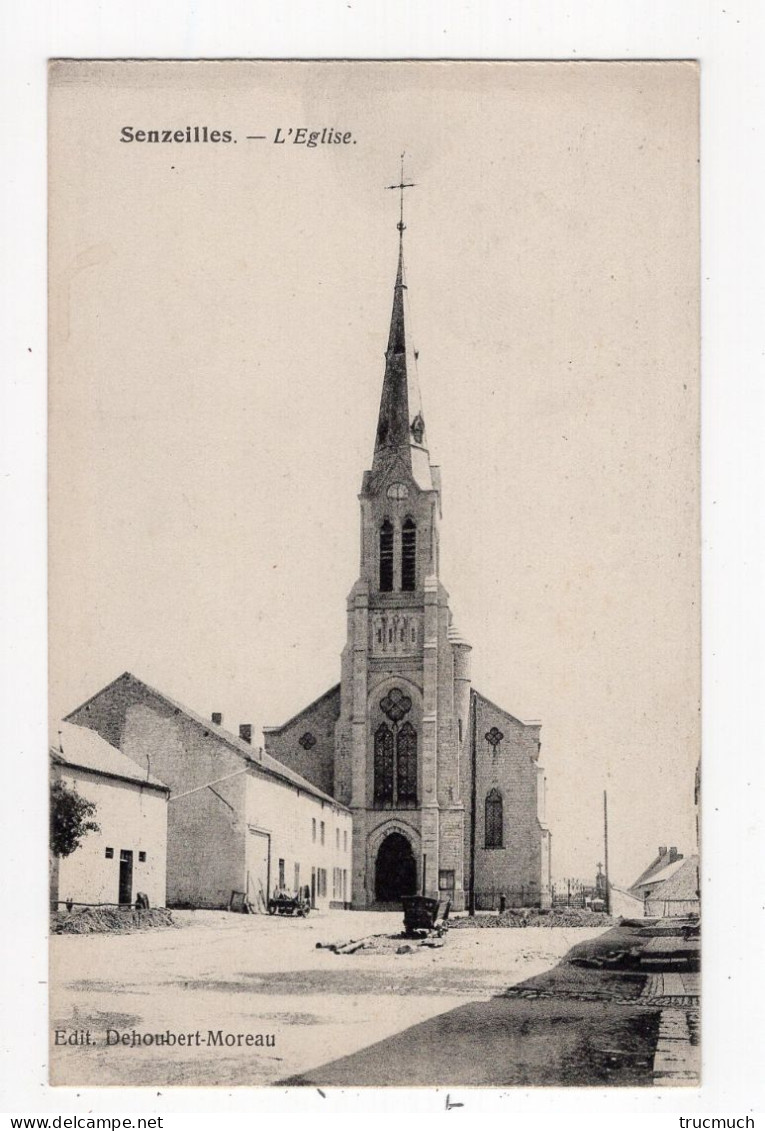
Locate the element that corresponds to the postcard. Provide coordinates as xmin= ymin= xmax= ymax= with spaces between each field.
xmin=48 ymin=59 xmax=699 ymax=1088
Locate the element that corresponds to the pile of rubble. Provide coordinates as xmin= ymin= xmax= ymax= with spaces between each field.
xmin=450 ymin=907 xmax=615 ymax=930
xmin=53 ymin=907 xmax=178 ymax=934
xmin=316 ymin=933 xmax=444 ymax=956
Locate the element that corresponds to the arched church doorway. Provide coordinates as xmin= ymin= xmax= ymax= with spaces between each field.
xmin=375 ymin=832 xmax=417 ymax=902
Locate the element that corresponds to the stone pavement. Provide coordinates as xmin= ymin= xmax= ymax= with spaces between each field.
xmin=640 ymin=970 xmax=700 ymax=1007
xmin=641 ymin=973 xmax=700 ymax=1086
xmin=652 ymin=1008 xmax=700 ymax=1086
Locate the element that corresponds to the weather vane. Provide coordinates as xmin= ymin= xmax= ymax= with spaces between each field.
xmin=386 ymin=152 xmax=416 ymax=232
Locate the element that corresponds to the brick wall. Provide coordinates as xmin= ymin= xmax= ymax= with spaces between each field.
xmin=263 ymin=685 xmax=341 ymax=798
xmin=469 ymin=690 xmax=545 ymax=906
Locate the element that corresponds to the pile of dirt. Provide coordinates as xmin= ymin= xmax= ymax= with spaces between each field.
xmin=53 ymin=907 xmax=178 ymax=935
xmin=451 ymin=908 xmax=615 ymax=930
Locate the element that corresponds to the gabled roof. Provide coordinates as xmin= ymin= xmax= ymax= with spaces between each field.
xmin=635 ymin=857 xmax=686 ymax=891
xmin=51 ymin=721 xmax=168 ymax=791
xmin=262 ymin=682 xmax=341 ymax=735
xmin=472 ymin=687 xmax=540 ymax=730
xmin=630 ymin=849 xmax=685 ymax=892
xmin=646 ymin=856 xmax=700 ymax=902
xmin=66 ymin=672 xmax=347 ymax=812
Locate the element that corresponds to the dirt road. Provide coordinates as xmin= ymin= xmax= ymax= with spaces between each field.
xmin=50 ymin=910 xmax=608 ymax=1086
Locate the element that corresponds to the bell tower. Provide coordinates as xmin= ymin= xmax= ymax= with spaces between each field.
xmin=335 ymin=166 xmax=470 ymax=908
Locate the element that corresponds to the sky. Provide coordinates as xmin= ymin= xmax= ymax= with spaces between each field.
xmin=48 ymin=60 xmax=699 ymax=886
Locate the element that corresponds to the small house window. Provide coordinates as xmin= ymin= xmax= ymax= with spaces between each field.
xmin=320 ymin=821 xmax=325 ymax=845
xmin=336 ymin=828 xmax=340 ymax=849
xmin=312 ymin=818 xmax=316 ymax=842
xmin=138 ymin=851 xmax=146 ymax=863
xmin=278 ymin=859 xmax=285 ymax=889
xmin=105 ymin=847 xmax=114 ymax=859
xmin=439 ymin=869 xmax=455 ymax=893
xmin=344 ymin=829 xmax=348 ymax=852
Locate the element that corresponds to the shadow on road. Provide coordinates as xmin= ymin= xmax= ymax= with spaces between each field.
xmin=282 ymin=924 xmax=667 ymax=1088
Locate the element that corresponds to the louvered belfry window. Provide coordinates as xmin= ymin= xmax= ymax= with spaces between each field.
xmin=380 ymin=520 xmax=394 ymax=591
xmin=396 ymin=721 xmax=418 ymax=803
xmin=401 ymin=518 xmax=416 ymax=591
xmin=485 ymin=788 xmax=504 ymax=848
xmin=374 ymin=723 xmax=395 ymax=803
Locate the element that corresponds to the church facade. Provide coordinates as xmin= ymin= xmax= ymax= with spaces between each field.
xmin=264 ymin=226 xmax=551 ymax=911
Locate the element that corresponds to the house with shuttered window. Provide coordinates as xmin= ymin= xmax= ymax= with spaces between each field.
xmin=66 ymin=674 xmax=351 ymax=912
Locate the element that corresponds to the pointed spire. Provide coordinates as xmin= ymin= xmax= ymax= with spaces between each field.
xmin=372 ymin=163 xmax=431 ymax=488
xmin=374 ymin=234 xmax=410 ymax=459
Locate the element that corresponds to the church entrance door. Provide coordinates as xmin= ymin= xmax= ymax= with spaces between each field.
xmin=375 ymin=832 xmax=417 ymax=902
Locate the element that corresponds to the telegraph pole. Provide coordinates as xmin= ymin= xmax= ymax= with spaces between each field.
xmin=468 ymin=693 xmax=477 ymax=916
xmin=603 ymin=790 xmax=611 ymax=915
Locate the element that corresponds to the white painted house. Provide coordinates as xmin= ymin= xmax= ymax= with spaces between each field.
xmin=50 ymin=722 xmax=169 ymax=909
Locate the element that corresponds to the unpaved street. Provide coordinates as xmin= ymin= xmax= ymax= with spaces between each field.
xmin=50 ymin=910 xmax=608 ymax=1086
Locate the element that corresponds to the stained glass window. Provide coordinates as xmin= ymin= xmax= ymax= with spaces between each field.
xmin=380 ymin=687 xmax=412 ymax=723
xmin=374 ymin=723 xmax=394 ymax=804
xmin=485 ymin=726 xmax=504 ymax=749
xmin=485 ymin=788 xmax=503 ymax=848
xmin=397 ymin=721 xmax=418 ymax=804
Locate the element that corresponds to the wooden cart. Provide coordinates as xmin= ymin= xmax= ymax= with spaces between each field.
xmin=401 ymin=895 xmax=451 ymax=938
xmin=267 ymin=891 xmax=311 ymax=917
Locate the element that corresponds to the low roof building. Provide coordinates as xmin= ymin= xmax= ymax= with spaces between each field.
xmin=50 ymin=722 xmax=169 ymax=910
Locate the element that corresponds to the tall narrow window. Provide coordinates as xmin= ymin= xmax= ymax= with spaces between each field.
xmin=485 ymin=788 xmax=504 ymax=848
xmin=374 ymin=723 xmax=394 ymax=803
xmin=401 ymin=518 xmax=416 ymax=591
xmin=397 ymin=721 xmax=418 ymax=804
xmin=380 ymin=520 xmax=394 ymax=591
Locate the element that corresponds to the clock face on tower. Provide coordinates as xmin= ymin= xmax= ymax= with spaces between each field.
xmin=386 ymin=481 xmax=409 ymax=500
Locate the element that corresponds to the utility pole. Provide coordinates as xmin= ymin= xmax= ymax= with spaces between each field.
xmin=603 ymin=790 xmax=611 ymax=915
xmin=468 ymin=693 xmax=477 ymax=916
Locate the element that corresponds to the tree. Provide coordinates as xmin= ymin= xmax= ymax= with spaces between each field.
xmin=50 ymin=778 xmax=100 ymax=858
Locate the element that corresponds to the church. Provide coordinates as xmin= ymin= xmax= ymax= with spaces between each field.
xmin=264 ymin=208 xmax=552 ymax=912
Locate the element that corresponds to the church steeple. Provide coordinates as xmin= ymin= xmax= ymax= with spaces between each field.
xmin=373 ymin=234 xmax=415 ymax=461
xmin=372 ymin=164 xmax=431 ymax=490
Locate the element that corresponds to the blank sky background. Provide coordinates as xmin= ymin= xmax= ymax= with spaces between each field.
xmin=49 ymin=60 xmax=699 ymax=886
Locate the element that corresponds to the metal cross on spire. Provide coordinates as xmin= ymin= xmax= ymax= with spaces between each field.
xmin=386 ymin=152 xmax=416 ymax=232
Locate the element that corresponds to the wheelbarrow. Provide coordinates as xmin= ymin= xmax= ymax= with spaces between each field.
xmin=401 ymin=895 xmax=451 ymax=938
